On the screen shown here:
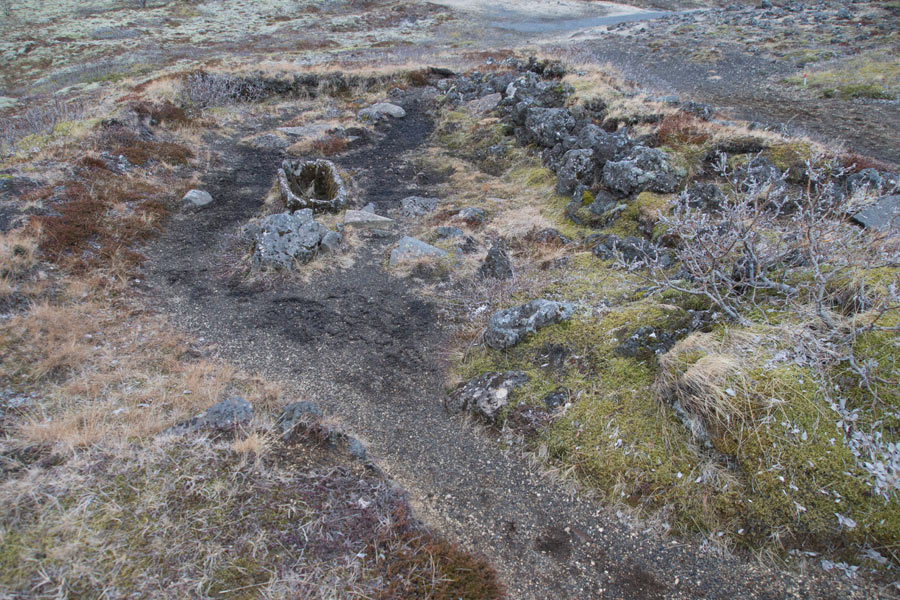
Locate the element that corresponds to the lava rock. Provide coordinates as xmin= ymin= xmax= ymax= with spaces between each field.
xmin=590 ymin=233 xmax=672 ymax=267
xmin=446 ymin=371 xmax=530 ymax=423
xmin=457 ymin=207 xmax=486 ymax=226
xmin=246 ymin=212 xmax=330 ymax=269
xmin=278 ymin=401 xmax=323 ymax=439
xmin=167 ymin=397 xmax=253 ymax=434
xmin=400 ymin=196 xmax=440 ymax=217
xmin=478 ymin=243 xmax=514 ymax=279
xmin=852 ymin=195 xmax=900 ymax=231
xmin=524 ymin=107 xmax=576 ymax=148
xmin=556 ymin=149 xmax=596 ymax=196
xmin=684 ymin=182 xmax=725 ymax=212
xmin=602 ymin=146 xmax=677 ymax=197
xmin=435 ymin=226 xmax=464 ymax=239
xmin=485 ymin=299 xmax=574 ymax=350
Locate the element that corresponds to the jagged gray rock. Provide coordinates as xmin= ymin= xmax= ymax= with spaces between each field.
xmin=279 ymin=159 xmax=348 ymax=212
xmin=485 ymin=299 xmax=574 ymax=350
xmin=602 ymin=146 xmax=677 ymax=197
xmin=246 ymin=212 xmax=331 ymax=269
xmin=524 ymin=107 xmax=576 ymax=147
xmin=457 ymin=207 xmax=485 ymax=226
xmin=446 ymin=371 xmax=530 ymax=422
xmin=167 ymin=397 xmax=253 ymax=434
xmin=400 ymin=196 xmax=440 ymax=217
xmin=556 ymin=148 xmax=595 ymax=196
xmin=852 ymin=195 xmax=900 ymax=231
xmin=479 ymin=243 xmax=513 ymax=279
xmin=278 ymin=401 xmax=323 ymax=439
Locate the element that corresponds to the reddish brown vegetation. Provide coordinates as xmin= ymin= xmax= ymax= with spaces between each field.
xmin=311 ymin=134 xmax=349 ymax=156
xmin=657 ymin=112 xmax=710 ymax=146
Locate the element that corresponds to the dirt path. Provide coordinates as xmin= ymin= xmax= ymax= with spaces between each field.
xmin=141 ymin=92 xmax=867 ymax=599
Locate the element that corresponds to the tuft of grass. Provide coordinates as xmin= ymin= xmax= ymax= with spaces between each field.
xmin=785 ymin=52 xmax=900 ymax=100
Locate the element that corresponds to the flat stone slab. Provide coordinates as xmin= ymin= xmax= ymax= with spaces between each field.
xmin=277 ymin=123 xmax=334 ymax=137
xmin=389 ymin=236 xmax=447 ymax=265
xmin=852 ymin=195 xmax=900 ymax=232
xmin=344 ymin=209 xmax=395 ymax=229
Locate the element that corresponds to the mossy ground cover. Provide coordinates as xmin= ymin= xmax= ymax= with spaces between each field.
xmin=436 ymin=72 xmax=900 ymax=575
xmin=785 ymin=52 xmax=900 ymax=101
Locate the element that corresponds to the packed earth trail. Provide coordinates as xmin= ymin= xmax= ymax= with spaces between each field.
xmin=144 ymin=92 xmax=862 ymax=599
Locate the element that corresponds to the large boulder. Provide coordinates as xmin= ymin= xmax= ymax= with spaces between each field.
xmin=279 ymin=159 xmax=348 ymax=212
xmin=485 ymin=299 xmax=574 ymax=350
xmin=246 ymin=211 xmax=331 ymax=269
xmin=524 ymin=107 xmax=576 ymax=148
xmin=602 ymin=146 xmax=677 ymax=197
xmin=446 ymin=371 xmax=530 ymax=423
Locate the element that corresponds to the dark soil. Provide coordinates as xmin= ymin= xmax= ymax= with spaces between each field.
xmin=141 ymin=89 xmax=876 ymax=598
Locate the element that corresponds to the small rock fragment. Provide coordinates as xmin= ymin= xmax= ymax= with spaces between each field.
xmin=485 ymin=299 xmax=574 ymax=350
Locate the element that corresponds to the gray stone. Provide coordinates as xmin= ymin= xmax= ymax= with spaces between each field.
xmin=400 ymin=196 xmax=440 ymax=217
xmin=457 ymin=207 xmax=486 ymax=226
xmin=852 ymin=195 xmax=900 ymax=232
xmin=435 ymin=226 xmax=464 ymax=239
xmin=279 ymin=159 xmax=348 ymax=212
xmin=478 ymin=243 xmax=513 ymax=279
xmin=446 ymin=371 xmax=530 ymax=423
xmin=277 ymin=123 xmax=333 ymax=137
xmin=247 ymin=133 xmax=289 ymax=150
xmin=485 ymin=299 xmax=574 ymax=350
xmin=319 ymin=230 xmax=343 ymax=253
xmin=590 ymin=233 xmax=672 ymax=267
xmin=358 ymin=102 xmax=406 ymax=122
xmin=524 ymin=107 xmax=576 ymax=147
xmin=576 ymin=125 xmax=633 ymax=165
xmin=248 ymin=212 xmax=327 ymax=269
xmin=347 ymin=438 xmax=367 ymax=460
xmin=278 ymin=401 xmax=323 ymax=439
xmin=556 ymin=149 xmax=595 ymax=196
xmin=389 ymin=237 xmax=448 ymax=265
xmin=361 ymin=202 xmax=376 ymax=213
xmin=167 ymin=397 xmax=253 ymax=434
xmin=183 ymin=189 xmax=214 ymax=208
xmin=466 ymin=92 xmax=502 ymax=115
xmin=343 ymin=209 xmax=395 ymax=229
xmin=542 ymin=389 xmax=568 ymax=410
xmin=684 ymin=182 xmax=725 ymax=212
xmin=602 ymin=146 xmax=677 ymax=197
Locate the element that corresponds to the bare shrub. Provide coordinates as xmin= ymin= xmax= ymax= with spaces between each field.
xmin=0 ymin=98 xmax=85 ymax=153
xmin=178 ymin=71 xmax=266 ymax=109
